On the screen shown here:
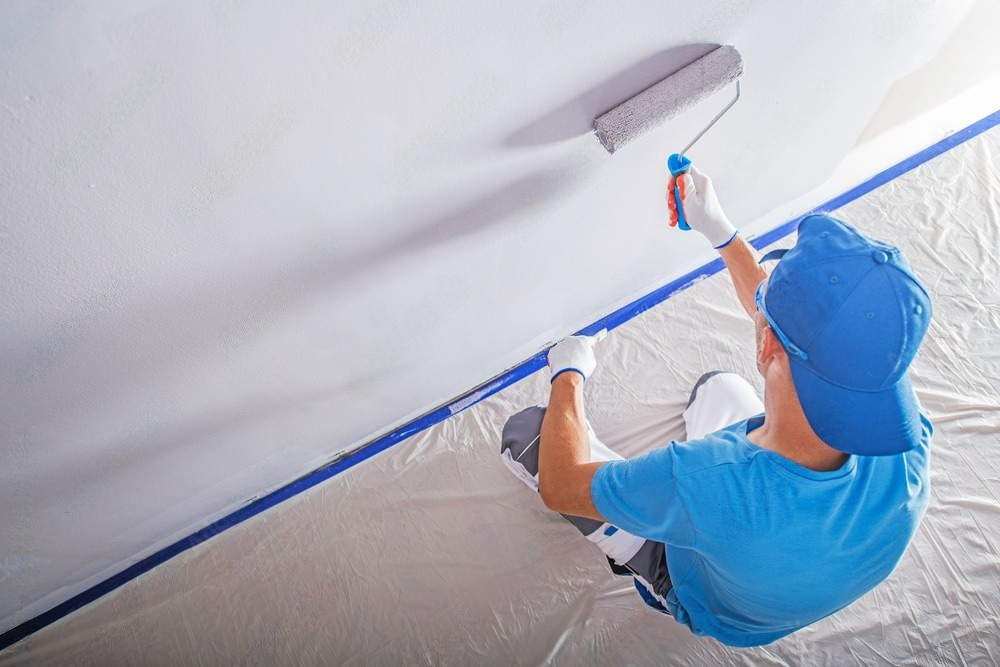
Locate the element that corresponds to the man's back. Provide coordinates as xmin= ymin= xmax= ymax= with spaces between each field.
xmin=591 ymin=413 xmax=933 ymax=647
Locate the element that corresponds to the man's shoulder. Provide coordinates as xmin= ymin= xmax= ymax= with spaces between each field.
xmin=663 ymin=422 xmax=763 ymax=478
xmin=597 ymin=419 xmax=765 ymax=488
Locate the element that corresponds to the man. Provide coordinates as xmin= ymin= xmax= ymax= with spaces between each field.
xmin=500 ymin=166 xmax=933 ymax=647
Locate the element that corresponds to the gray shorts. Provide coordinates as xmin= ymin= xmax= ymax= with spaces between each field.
xmin=500 ymin=371 xmax=764 ymax=615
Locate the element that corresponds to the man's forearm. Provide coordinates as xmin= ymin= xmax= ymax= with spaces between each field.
xmin=538 ymin=373 xmax=604 ymax=520
xmin=718 ymin=234 xmax=768 ymax=318
xmin=539 ymin=373 xmax=589 ymax=497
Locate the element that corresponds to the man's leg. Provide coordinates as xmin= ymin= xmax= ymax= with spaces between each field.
xmin=619 ymin=539 xmax=673 ymax=614
xmin=500 ymin=406 xmax=645 ymax=565
xmin=501 ymin=406 xmax=674 ymax=613
xmin=682 ymin=371 xmax=764 ymax=440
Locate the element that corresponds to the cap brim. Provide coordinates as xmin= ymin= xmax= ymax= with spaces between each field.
xmin=788 ymin=359 xmax=922 ymax=455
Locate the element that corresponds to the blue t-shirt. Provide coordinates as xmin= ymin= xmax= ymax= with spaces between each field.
xmin=591 ymin=413 xmax=932 ymax=647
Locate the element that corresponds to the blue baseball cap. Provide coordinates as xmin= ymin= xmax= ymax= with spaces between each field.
xmin=758 ymin=215 xmax=932 ymax=455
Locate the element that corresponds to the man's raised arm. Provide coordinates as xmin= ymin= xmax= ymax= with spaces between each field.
xmin=668 ymin=166 xmax=767 ymax=319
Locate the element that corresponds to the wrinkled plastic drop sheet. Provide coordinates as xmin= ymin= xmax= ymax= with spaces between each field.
xmin=3 ymin=129 xmax=999 ymax=666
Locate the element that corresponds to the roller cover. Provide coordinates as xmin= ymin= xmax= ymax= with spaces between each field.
xmin=594 ymin=45 xmax=744 ymax=153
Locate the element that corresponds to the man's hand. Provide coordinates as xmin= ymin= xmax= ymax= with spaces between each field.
xmin=667 ymin=166 xmax=738 ymax=249
xmin=547 ymin=330 xmax=607 ymax=383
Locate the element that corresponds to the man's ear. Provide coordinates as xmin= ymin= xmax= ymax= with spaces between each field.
xmin=758 ymin=324 xmax=785 ymax=366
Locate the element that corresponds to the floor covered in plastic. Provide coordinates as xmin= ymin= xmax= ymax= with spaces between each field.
xmin=3 ymin=128 xmax=999 ymax=665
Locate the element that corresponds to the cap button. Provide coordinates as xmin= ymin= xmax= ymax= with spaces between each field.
xmin=873 ymin=250 xmax=889 ymax=264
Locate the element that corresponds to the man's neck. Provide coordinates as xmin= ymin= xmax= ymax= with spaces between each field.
xmin=748 ymin=380 xmax=850 ymax=473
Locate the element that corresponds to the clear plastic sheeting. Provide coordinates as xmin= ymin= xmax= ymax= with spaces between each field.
xmin=3 ymin=129 xmax=999 ymax=666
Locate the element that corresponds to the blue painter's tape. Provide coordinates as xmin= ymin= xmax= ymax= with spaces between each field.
xmin=3 ymin=108 xmax=999 ymax=652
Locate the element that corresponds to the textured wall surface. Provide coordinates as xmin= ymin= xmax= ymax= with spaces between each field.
xmin=0 ymin=0 xmax=990 ymax=635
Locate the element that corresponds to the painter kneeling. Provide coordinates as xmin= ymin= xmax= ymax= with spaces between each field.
xmin=500 ymin=167 xmax=933 ymax=647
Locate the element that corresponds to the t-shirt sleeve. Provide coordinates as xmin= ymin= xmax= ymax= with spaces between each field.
xmin=590 ymin=444 xmax=696 ymax=546
xmin=903 ymin=412 xmax=933 ymax=479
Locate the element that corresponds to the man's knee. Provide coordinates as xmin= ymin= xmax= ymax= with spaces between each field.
xmin=684 ymin=371 xmax=763 ymax=440
xmin=687 ymin=371 xmax=730 ymax=408
xmin=500 ymin=405 xmax=546 ymax=476
xmin=687 ymin=371 xmax=760 ymax=408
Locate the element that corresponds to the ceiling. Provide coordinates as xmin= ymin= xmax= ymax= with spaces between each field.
xmin=0 ymin=0 xmax=990 ymax=633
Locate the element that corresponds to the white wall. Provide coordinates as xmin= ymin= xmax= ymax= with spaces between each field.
xmin=857 ymin=0 xmax=1000 ymax=144
xmin=0 ymin=0 xmax=990 ymax=633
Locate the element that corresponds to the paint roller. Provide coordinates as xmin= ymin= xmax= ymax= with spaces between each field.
xmin=593 ymin=45 xmax=743 ymax=230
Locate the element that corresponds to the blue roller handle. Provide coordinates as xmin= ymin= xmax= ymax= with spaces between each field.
xmin=667 ymin=153 xmax=692 ymax=231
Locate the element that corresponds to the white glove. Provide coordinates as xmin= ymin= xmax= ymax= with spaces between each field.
xmin=547 ymin=330 xmax=607 ymax=382
xmin=670 ymin=166 xmax=738 ymax=249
